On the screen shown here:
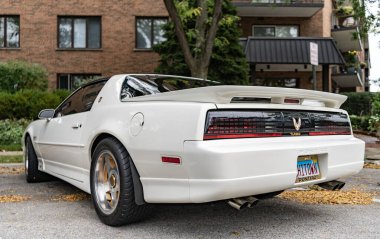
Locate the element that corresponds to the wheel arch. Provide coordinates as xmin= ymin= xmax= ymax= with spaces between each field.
xmin=23 ymin=127 xmax=36 ymax=151
xmin=90 ymin=132 xmax=146 ymax=205
xmin=24 ymin=132 xmax=31 ymax=144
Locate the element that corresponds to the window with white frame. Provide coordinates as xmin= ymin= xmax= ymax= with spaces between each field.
xmin=254 ymin=78 xmax=299 ymax=88
xmin=252 ymin=25 xmax=299 ymax=38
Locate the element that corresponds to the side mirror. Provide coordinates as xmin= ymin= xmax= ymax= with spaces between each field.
xmin=38 ymin=109 xmax=55 ymax=120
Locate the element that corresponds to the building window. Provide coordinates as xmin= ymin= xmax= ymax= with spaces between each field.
xmin=0 ymin=16 xmax=20 ymax=48
xmin=253 ymin=25 xmax=299 ymax=38
xmin=58 ymin=74 xmax=101 ymax=91
xmin=254 ymin=78 xmax=299 ymax=88
xmin=58 ymin=17 xmax=101 ymax=49
xmin=136 ymin=17 xmax=168 ymax=49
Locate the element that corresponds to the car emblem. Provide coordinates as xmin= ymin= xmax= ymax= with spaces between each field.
xmin=292 ymin=117 xmax=301 ymax=131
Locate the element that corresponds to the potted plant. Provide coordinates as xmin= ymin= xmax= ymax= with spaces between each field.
xmin=343 ymin=50 xmax=359 ymax=71
xmin=335 ymin=6 xmax=354 ymax=16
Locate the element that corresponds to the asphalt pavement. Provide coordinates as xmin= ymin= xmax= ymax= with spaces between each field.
xmin=0 ymin=168 xmax=379 ymax=239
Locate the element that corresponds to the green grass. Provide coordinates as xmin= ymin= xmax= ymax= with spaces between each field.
xmin=0 ymin=155 xmax=23 ymax=164
xmin=0 ymin=144 xmax=22 ymax=151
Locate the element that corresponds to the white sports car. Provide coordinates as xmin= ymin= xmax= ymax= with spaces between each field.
xmin=23 ymin=74 xmax=365 ymax=226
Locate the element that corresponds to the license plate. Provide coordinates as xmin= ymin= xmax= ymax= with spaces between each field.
xmin=296 ymin=155 xmax=321 ymax=183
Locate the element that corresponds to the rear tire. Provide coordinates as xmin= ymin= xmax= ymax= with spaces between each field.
xmin=90 ymin=137 xmax=151 ymax=226
xmin=25 ymin=136 xmax=52 ymax=183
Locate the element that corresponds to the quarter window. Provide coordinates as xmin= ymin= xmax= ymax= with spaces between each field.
xmin=58 ymin=74 xmax=101 ymax=91
xmin=136 ymin=17 xmax=168 ymax=49
xmin=253 ymin=25 xmax=299 ymax=38
xmin=0 ymin=16 xmax=20 ymax=48
xmin=82 ymin=81 xmax=107 ymax=112
xmin=58 ymin=17 xmax=101 ymax=49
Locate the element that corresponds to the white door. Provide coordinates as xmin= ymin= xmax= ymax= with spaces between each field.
xmin=37 ymin=112 xmax=87 ymax=182
xmin=37 ymin=87 xmax=87 ymax=182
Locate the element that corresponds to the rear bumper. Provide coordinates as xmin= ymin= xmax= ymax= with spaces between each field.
xmin=142 ymin=135 xmax=364 ymax=203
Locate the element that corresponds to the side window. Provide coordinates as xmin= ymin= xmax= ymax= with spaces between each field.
xmin=55 ymin=88 xmax=85 ymax=117
xmin=82 ymin=81 xmax=106 ymax=111
xmin=55 ymin=81 xmax=107 ymax=117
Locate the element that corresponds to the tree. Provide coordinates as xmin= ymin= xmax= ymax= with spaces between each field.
xmin=342 ymin=0 xmax=380 ymax=40
xmin=155 ymin=0 xmax=249 ymax=84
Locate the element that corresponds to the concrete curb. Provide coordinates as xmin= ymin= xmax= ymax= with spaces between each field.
xmin=0 ymin=151 xmax=23 ymax=156
xmin=373 ymin=197 xmax=380 ymax=204
xmin=0 ymin=163 xmax=24 ymax=167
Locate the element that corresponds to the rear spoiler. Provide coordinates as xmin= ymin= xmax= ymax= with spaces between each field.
xmin=128 ymin=85 xmax=347 ymax=109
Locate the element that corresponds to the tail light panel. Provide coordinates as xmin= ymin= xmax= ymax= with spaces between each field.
xmin=204 ymin=110 xmax=351 ymax=140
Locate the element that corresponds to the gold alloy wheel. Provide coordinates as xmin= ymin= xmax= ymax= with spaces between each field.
xmin=94 ymin=150 xmax=120 ymax=215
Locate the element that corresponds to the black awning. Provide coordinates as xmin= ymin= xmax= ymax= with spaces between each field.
xmin=240 ymin=37 xmax=345 ymax=65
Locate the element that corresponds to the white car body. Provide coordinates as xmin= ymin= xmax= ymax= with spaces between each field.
xmin=24 ymin=74 xmax=365 ymax=204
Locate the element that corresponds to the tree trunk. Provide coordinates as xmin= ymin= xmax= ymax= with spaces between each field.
xmin=190 ymin=62 xmax=209 ymax=79
xmin=163 ymin=0 xmax=223 ymax=80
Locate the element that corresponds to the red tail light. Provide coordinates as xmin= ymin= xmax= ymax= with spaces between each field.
xmin=284 ymin=98 xmax=300 ymax=104
xmin=204 ymin=133 xmax=282 ymax=140
xmin=204 ymin=111 xmax=283 ymax=140
xmin=309 ymin=132 xmax=351 ymax=136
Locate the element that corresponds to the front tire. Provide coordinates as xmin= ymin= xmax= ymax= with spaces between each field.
xmin=25 ymin=136 xmax=52 ymax=183
xmin=90 ymin=138 xmax=151 ymax=226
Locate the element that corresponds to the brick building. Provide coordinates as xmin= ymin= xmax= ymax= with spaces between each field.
xmin=0 ymin=0 xmax=168 ymax=90
xmin=234 ymin=0 xmax=369 ymax=92
xmin=0 ymin=0 xmax=370 ymax=92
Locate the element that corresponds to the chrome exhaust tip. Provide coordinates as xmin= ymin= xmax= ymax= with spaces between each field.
xmin=227 ymin=196 xmax=259 ymax=210
xmin=246 ymin=196 xmax=259 ymax=208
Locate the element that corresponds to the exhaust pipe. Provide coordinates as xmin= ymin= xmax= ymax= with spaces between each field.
xmin=227 ymin=196 xmax=259 ymax=210
xmin=316 ymin=180 xmax=345 ymax=191
xmin=245 ymin=196 xmax=259 ymax=208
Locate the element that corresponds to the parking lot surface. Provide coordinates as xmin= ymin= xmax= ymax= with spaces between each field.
xmin=0 ymin=168 xmax=379 ymax=239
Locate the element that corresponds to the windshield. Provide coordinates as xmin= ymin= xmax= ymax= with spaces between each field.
xmin=120 ymin=75 xmax=218 ymax=101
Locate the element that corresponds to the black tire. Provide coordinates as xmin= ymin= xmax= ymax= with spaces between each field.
xmin=90 ymin=137 xmax=152 ymax=226
xmin=25 ymin=136 xmax=53 ymax=183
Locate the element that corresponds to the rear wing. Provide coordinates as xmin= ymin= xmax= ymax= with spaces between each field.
xmin=127 ymin=85 xmax=347 ymax=109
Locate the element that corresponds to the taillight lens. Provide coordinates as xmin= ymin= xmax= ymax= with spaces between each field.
xmin=204 ymin=111 xmax=283 ymax=140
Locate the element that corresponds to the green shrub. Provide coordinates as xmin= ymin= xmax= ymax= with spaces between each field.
xmin=0 ymin=60 xmax=48 ymax=92
xmin=341 ymin=92 xmax=373 ymax=116
xmin=0 ymin=119 xmax=31 ymax=145
xmin=349 ymin=115 xmax=370 ymax=131
xmin=368 ymin=115 xmax=380 ymax=132
xmin=0 ymin=90 xmax=70 ymax=120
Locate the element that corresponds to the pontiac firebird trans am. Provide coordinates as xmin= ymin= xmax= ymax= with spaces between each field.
xmin=23 ymin=74 xmax=365 ymax=226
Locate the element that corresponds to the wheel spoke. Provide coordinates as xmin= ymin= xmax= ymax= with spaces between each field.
xmin=105 ymin=156 xmax=112 ymax=174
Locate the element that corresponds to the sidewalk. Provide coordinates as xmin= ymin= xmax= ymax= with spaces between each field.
xmin=354 ymin=133 xmax=380 ymax=161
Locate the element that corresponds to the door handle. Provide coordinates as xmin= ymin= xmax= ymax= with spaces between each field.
xmin=72 ymin=123 xmax=82 ymax=129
